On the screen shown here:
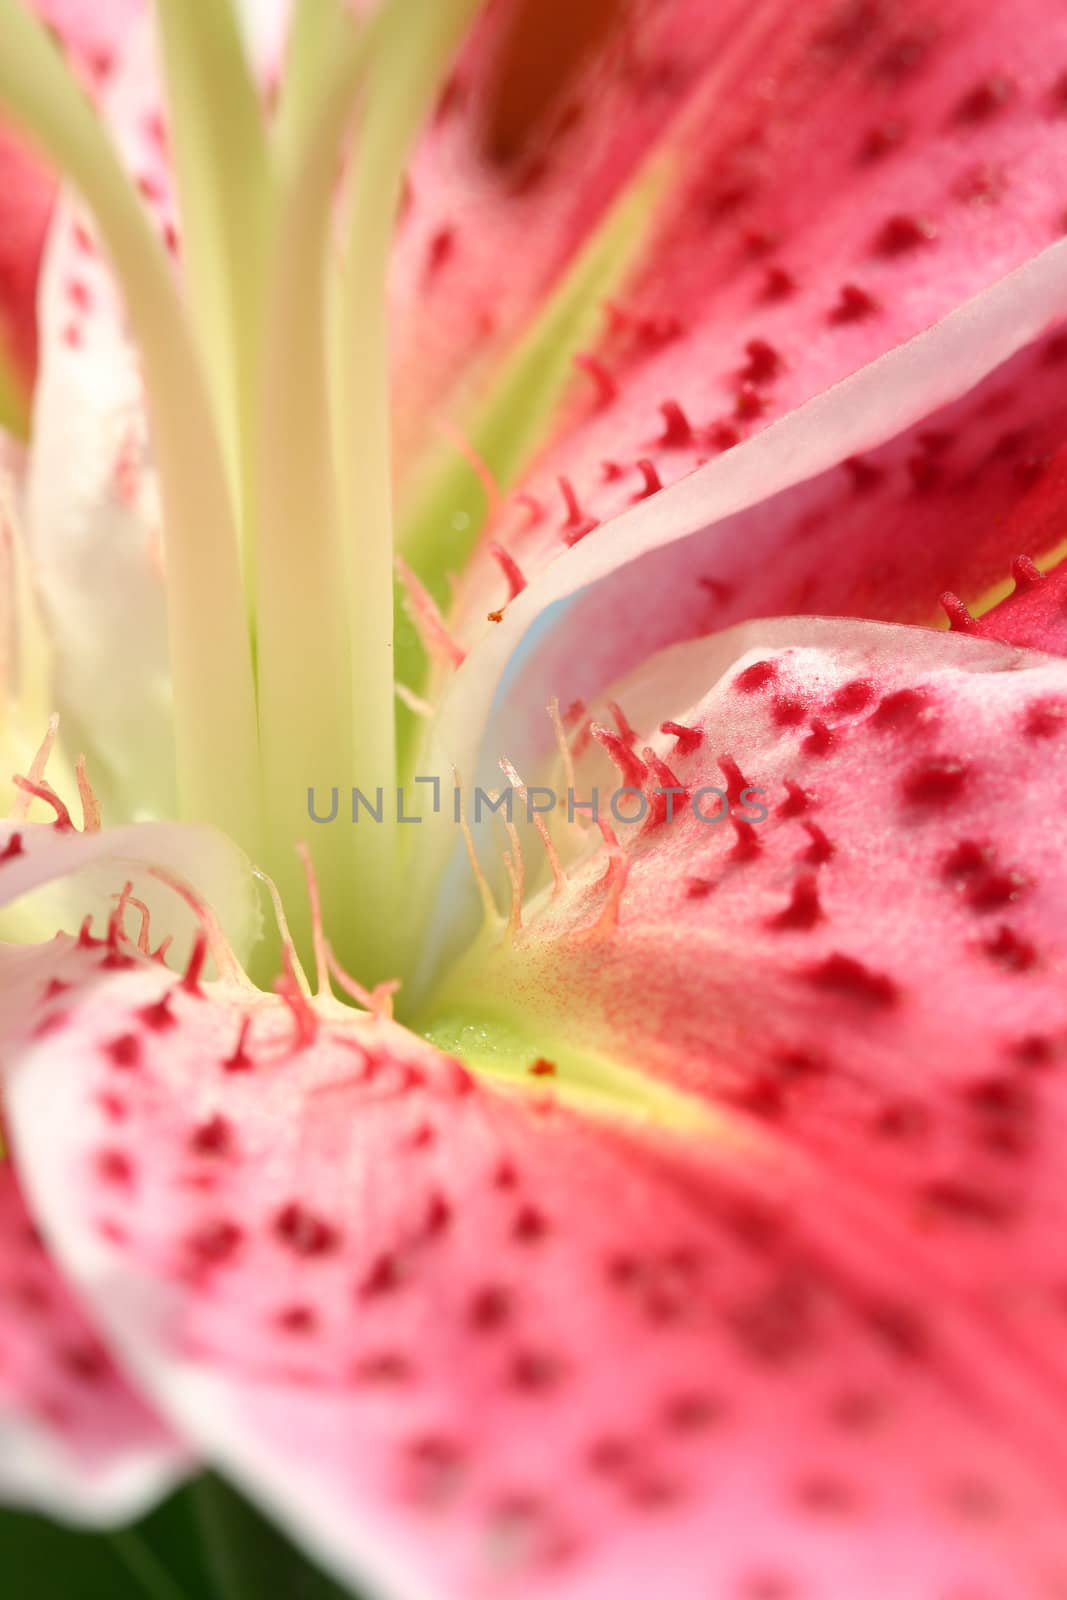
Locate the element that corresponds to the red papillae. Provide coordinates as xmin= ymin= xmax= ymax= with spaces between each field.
xmin=6 ymin=0 xmax=1067 ymax=1590
xmin=492 ymin=620 xmax=1067 ymax=1102
xmin=436 ymin=0 xmax=1067 ymax=628
xmin=491 ymin=314 xmax=1067 ymax=748
xmin=972 ymin=557 xmax=1067 ymax=653
xmin=471 ymin=622 xmax=1067 ymax=1383
xmin=4 ymin=920 xmax=1067 ymax=1600
xmin=429 ymin=617 xmax=1067 ymax=1591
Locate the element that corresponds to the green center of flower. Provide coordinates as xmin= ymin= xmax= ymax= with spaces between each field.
xmin=0 ymin=0 xmax=487 ymax=989
xmin=0 ymin=0 xmax=670 ymax=1023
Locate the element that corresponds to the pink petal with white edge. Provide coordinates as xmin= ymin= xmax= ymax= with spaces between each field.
xmin=391 ymin=0 xmax=743 ymax=483
xmin=423 ymin=239 xmax=1067 ymax=903
xmin=0 ymin=980 xmax=183 ymax=1521
xmin=453 ymin=614 xmax=1067 ymax=1079
xmin=0 ymin=782 xmax=262 ymax=1515
xmin=24 ymin=13 xmax=181 ymax=819
xmin=471 ymin=291 xmax=1067 ymax=781
xmin=21 ymin=0 xmax=285 ymax=817
xmin=0 ymin=808 xmax=260 ymax=966
xmin=401 ymin=0 xmax=1067 ymax=522
xmin=6 ymin=932 xmax=1067 ymax=1598
xmin=437 ymin=617 xmax=1067 ymax=1430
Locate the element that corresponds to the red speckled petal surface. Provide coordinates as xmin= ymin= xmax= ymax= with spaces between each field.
xmin=5 ymin=923 xmax=1067 ymax=1599
xmin=397 ymin=0 xmax=1067 ymax=521
xmin=0 ymin=1080 xmax=183 ymax=1521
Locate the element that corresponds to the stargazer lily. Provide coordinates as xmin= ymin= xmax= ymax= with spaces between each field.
xmin=2 ymin=0 xmax=1067 ymax=1596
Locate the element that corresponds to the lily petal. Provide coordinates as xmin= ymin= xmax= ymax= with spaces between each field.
xmin=398 ymin=0 xmax=1067 ymax=570
xmin=0 ymin=791 xmax=259 ymax=1516
xmin=421 ymin=241 xmax=1067 ymax=921
xmin=439 ymin=614 xmax=1067 ymax=1087
xmin=19 ymin=11 xmax=181 ymax=819
xmin=0 ymin=0 xmax=141 ymax=431
xmin=16 ymin=0 xmax=286 ymax=820
xmin=0 ymin=1000 xmax=182 ymax=1522
xmin=467 ymin=279 xmax=1067 ymax=784
xmin=0 ymin=805 xmax=260 ymax=965
xmin=5 ymin=923 xmax=1067 ymax=1597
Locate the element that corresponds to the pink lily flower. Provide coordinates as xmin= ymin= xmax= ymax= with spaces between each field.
xmin=3 ymin=0 xmax=1067 ymax=1595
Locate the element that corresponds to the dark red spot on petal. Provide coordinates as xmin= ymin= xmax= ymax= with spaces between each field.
xmin=779 ymin=779 xmax=815 ymax=817
xmin=806 ymin=954 xmax=898 ymax=1006
xmin=189 ymin=1114 xmax=234 ymax=1159
xmin=735 ymin=659 xmax=778 ymax=693
xmin=511 ymin=1349 xmax=566 ymax=1391
xmin=104 ymin=1033 xmax=141 ymax=1070
xmin=273 ymin=1202 xmax=339 ymax=1257
xmin=657 ymin=400 xmax=693 ymax=448
xmin=953 ymin=74 xmax=1015 ymax=125
xmin=514 ymin=1204 xmax=550 ymax=1243
xmin=470 ymin=1285 xmax=513 ymax=1331
xmin=770 ymin=874 xmax=823 ymax=931
xmin=901 ymin=757 xmax=969 ymax=806
xmin=95 ymin=1148 xmax=134 ymax=1186
xmin=871 ymin=687 xmax=931 ymax=728
xmin=139 ymin=993 xmax=176 ymax=1031
xmin=275 ymin=1303 xmax=318 ymax=1335
xmin=829 ymin=679 xmax=875 ymax=715
xmin=1024 ymin=700 xmax=1066 ymax=739
xmin=829 ymin=283 xmax=880 ymax=324
xmin=872 ymin=214 xmax=936 ymax=256
xmin=661 ymin=720 xmax=703 ymax=753
xmin=187 ymin=1219 xmax=243 ymax=1266
xmin=982 ymin=926 xmax=1037 ymax=971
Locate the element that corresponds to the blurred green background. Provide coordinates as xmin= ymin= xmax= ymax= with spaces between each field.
xmin=0 ymin=1474 xmax=365 ymax=1600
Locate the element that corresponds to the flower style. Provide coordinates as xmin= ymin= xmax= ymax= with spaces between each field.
xmin=3 ymin=1 xmax=1067 ymax=1598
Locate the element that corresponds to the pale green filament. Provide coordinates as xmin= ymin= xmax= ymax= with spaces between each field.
xmin=327 ymin=0 xmax=483 ymax=981
xmin=253 ymin=9 xmax=376 ymax=966
xmin=0 ymin=0 xmax=262 ymax=858
xmin=0 ymin=0 xmax=489 ymax=986
xmin=273 ymin=0 xmax=352 ymax=174
xmin=153 ymin=0 xmax=275 ymax=573
xmin=0 ymin=0 xmax=674 ymax=1006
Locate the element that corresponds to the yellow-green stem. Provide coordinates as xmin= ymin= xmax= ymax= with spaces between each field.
xmin=154 ymin=0 xmax=274 ymax=576
xmin=254 ymin=10 xmax=375 ymax=960
xmin=332 ymin=0 xmax=484 ymax=983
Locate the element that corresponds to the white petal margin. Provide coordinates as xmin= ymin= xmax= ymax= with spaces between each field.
xmin=22 ymin=0 xmax=287 ymax=823
xmin=25 ymin=15 xmax=180 ymax=823
xmin=417 ymin=238 xmax=1067 ymax=901
xmin=0 ymin=948 xmax=186 ymax=1521
xmin=0 ymin=1413 xmax=180 ymax=1525
xmin=0 ymin=816 xmax=261 ymax=966
xmin=3 ymin=974 xmax=449 ymax=1600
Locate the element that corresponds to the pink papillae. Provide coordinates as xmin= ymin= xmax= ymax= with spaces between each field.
xmin=396 ymin=0 xmax=1067 ymax=546
xmin=465 ymin=296 xmax=1067 ymax=787
xmin=0 ymin=864 xmax=1062 ymax=1600
xmin=494 ymin=617 xmax=1067 ymax=1100
xmin=5 ymin=3 xmax=1067 ymax=1595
